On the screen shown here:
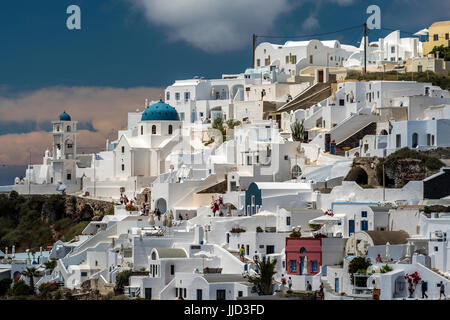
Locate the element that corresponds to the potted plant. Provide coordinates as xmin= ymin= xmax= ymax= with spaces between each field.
xmin=404 ymin=272 xmax=421 ymax=298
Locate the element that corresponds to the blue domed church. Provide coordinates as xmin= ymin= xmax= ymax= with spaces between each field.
xmin=113 ymin=100 xmax=182 ymax=181
xmin=139 ymin=99 xmax=181 ymax=136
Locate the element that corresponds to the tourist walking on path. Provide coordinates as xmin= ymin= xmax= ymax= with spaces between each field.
xmin=281 ymin=274 xmax=287 ymax=293
xmin=306 ymin=281 xmax=312 ymax=291
xmin=288 ymin=277 xmax=293 ymax=291
xmin=253 ymin=251 xmax=259 ymax=263
xmin=239 ymin=245 xmax=245 ymax=261
xmin=439 ymin=281 xmax=446 ymax=299
xmin=421 ymin=280 xmax=428 ymax=299
xmin=319 ymin=282 xmax=324 ymax=300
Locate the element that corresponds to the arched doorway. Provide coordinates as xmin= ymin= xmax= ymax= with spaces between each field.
xmin=155 ymin=198 xmax=167 ymax=214
xmin=380 ymin=129 xmax=388 ymax=135
xmin=345 ymin=167 xmax=369 ymax=185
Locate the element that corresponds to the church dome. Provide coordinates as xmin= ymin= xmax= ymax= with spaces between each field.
xmin=59 ymin=111 xmax=71 ymax=121
xmin=141 ymin=100 xmax=179 ymax=121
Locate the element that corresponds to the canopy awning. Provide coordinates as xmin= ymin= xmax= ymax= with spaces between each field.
xmin=309 ymin=215 xmax=341 ymax=224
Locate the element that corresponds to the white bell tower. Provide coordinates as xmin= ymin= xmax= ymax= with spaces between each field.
xmin=50 ymin=111 xmax=78 ymax=185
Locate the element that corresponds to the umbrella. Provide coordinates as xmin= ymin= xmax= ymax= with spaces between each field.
xmin=309 ymin=215 xmax=341 ymax=224
xmin=303 ymin=255 xmax=308 ymax=275
xmin=194 ymin=251 xmax=213 ymax=271
xmin=56 ymin=184 xmax=68 ymax=191
xmin=148 ymin=214 xmax=155 ymax=226
xmin=385 ymin=242 xmax=391 ymax=261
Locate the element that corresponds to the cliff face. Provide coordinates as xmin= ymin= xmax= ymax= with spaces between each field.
xmin=384 ymin=159 xmax=430 ymax=186
xmin=25 ymin=195 xmax=114 ymax=223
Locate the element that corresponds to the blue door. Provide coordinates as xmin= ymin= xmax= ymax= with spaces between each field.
xmin=335 ymin=278 xmax=339 ymax=293
xmin=349 ymin=220 xmax=355 ymax=236
xmin=361 ymin=220 xmax=368 ymax=231
xmin=299 ymin=257 xmax=304 ymax=275
xmin=226 ymin=232 xmax=230 ymax=243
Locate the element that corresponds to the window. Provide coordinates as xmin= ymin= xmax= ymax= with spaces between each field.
xmin=339 ymin=99 xmax=345 ymax=106
xmin=396 ymin=134 xmax=401 ymax=148
xmin=67 ymin=126 xmax=71 ymax=132
xmin=391 ymin=46 xmax=395 ymax=53
xmin=433 ymin=34 xmax=439 ymax=41
xmin=247 ymin=156 xmax=252 ymax=165
xmin=67 ymin=173 xmax=71 ymax=180
xmin=184 ymin=92 xmax=190 ymax=101
xmin=290 ymin=260 xmax=297 ymax=272
xmin=81 ymin=272 xmax=87 ymax=277
xmin=175 ymin=288 xmax=179 ymax=297
xmin=170 ymin=265 xmax=175 ymax=275
xmin=168 ymin=125 xmax=173 ymax=135
xmin=286 ymin=216 xmax=291 ymax=226
xmin=311 ymin=261 xmax=318 ymax=273
xmin=256 ymin=59 xmax=260 ymax=67
xmin=122 ymin=146 xmax=125 ymax=153
xmin=266 ymin=245 xmax=275 ymax=254
xmin=431 ymin=135 xmax=435 ymax=145
xmin=309 ymin=55 xmax=313 ymax=64
xmin=151 ymin=252 xmax=156 ymax=260
xmin=166 ymin=92 xmax=170 ymax=100
xmin=184 ymin=288 xmax=187 ymax=298
xmin=141 ymin=126 xmax=143 ymax=135
xmin=285 ymin=56 xmax=289 ymax=63
xmin=152 ymin=125 xmax=156 ymax=135
xmin=300 ymin=247 xmax=307 ymax=254
xmin=238 ymin=291 xmax=243 ymax=297
xmin=446 ymin=33 xmax=449 ymax=40
xmin=291 ymin=55 xmax=297 ymax=64
xmin=361 ymin=211 xmax=367 ymax=218
xmin=427 ymin=134 xmax=431 ymax=146
xmin=175 ymin=92 xmax=180 ymax=100
xmin=121 ymin=164 xmax=125 ymax=171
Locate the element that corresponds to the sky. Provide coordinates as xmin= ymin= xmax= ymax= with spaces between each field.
xmin=0 ymin=0 xmax=449 ymax=184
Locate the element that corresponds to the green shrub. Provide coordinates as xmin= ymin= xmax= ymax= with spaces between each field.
xmin=64 ymin=221 xmax=90 ymax=241
xmin=289 ymin=230 xmax=302 ymax=238
xmin=256 ymin=226 xmax=264 ymax=233
xmin=380 ymin=264 xmax=393 ymax=274
xmin=54 ymin=218 xmax=73 ymax=231
xmin=9 ymin=280 xmax=32 ymax=296
xmin=0 ymin=278 xmax=12 ymax=296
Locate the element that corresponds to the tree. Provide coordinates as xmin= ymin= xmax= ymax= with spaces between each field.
xmin=115 ymin=269 xmax=133 ymax=295
xmin=244 ymin=256 xmax=277 ymax=295
xmin=21 ymin=267 xmax=43 ymax=294
xmin=430 ymin=45 xmax=450 ymax=61
xmin=44 ymin=259 xmax=58 ymax=273
xmin=348 ymin=257 xmax=371 ymax=284
xmin=291 ymin=120 xmax=305 ymax=142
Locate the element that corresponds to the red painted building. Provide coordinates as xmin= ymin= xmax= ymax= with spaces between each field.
xmin=285 ymin=237 xmax=322 ymax=275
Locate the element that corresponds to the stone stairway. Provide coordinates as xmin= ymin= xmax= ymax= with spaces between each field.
xmin=277 ymin=82 xmax=332 ymax=113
